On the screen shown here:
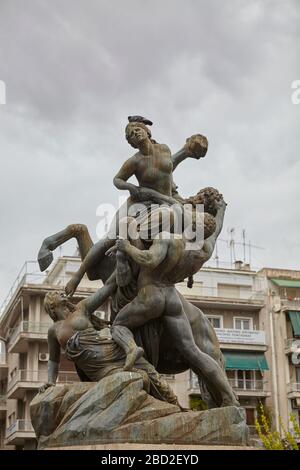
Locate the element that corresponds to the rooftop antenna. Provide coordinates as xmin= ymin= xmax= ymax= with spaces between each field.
xmin=249 ymin=240 xmax=252 ymax=265
xmin=229 ymin=227 xmax=236 ymax=266
xmin=242 ymin=229 xmax=246 ymax=263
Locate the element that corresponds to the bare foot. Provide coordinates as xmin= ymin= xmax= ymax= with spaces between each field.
xmin=123 ymin=347 xmax=144 ymax=371
xmin=65 ymin=275 xmax=81 ymax=297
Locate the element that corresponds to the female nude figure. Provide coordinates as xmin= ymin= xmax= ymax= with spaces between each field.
xmin=37 ymin=117 xmax=208 ymax=296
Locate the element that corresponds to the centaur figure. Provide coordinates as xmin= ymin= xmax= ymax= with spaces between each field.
xmin=37 ymin=118 xmax=234 ymax=407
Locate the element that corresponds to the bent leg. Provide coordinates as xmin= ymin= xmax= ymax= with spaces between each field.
xmin=38 ymin=224 xmax=93 ymax=272
xmin=164 ymin=289 xmax=239 ymax=407
xmin=112 ymin=286 xmax=165 ymax=370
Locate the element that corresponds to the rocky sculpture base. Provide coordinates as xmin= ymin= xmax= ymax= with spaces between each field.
xmin=30 ymin=372 xmax=249 ymax=449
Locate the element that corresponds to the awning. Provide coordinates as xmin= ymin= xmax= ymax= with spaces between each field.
xmin=223 ymin=352 xmax=269 ymax=371
xmin=288 ymin=311 xmax=300 ymax=337
xmin=271 ymin=279 xmax=300 ymax=288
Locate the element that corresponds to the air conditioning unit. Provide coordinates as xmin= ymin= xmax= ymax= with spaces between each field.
xmin=38 ymin=353 xmax=49 ymax=362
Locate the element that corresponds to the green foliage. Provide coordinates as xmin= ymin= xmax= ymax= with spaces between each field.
xmin=255 ymin=402 xmax=300 ymax=450
xmin=189 ymin=395 xmax=208 ymax=411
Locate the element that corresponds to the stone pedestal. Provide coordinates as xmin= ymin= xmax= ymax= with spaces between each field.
xmin=30 ymin=372 xmax=249 ymax=449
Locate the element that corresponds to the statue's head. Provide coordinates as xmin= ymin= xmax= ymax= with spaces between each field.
xmin=185 ymin=187 xmax=222 ymax=217
xmin=125 ymin=121 xmax=152 ymax=149
xmin=44 ymin=291 xmax=75 ymax=322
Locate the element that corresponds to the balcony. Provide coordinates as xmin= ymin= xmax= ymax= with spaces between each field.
xmin=0 ymin=353 xmax=8 ymax=379
xmin=215 ymin=328 xmax=267 ymax=351
xmin=7 ymin=369 xmax=79 ymax=399
xmin=227 ymin=379 xmax=270 ymax=397
xmin=287 ymin=383 xmax=300 ymax=398
xmin=285 ymin=338 xmax=300 ymax=355
xmin=5 ymin=420 xmax=35 ymax=445
xmin=8 ymin=322 xmax=51 ymax=353
xmin=181 ymin=284 xmax=265 ymax=311
xmin=0 ymin=394 xmax=7 ymax=418
xmin=189 ymin=376 xmax=270 ymax=397
xmin=281 ymin=298 xmax=300 ymax=312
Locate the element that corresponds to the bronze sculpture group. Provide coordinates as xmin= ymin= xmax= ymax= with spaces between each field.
xmin=37 ymin=116 xmax=239 ymax=409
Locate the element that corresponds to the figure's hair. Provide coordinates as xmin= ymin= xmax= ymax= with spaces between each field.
xmin=44 ymin=291 xmax=75 ymax=321
xmin=125 ymin=122 xmax=157 ymax=144
xmin=185 ymin=187 xmax=223 ymax=216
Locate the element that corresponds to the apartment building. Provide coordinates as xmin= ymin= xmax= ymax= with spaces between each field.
xmin=169 ymin=262 xmax=270 ymax=431
xmin=258 ymin=268 xmax=300 ymax=432
xmin=0 ymin=257 xmax=107 ymax=449
xmin=0 ymin=257 xmax=299 ymax=449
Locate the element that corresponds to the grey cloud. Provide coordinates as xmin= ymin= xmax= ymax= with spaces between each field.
xmin=0 ymin=0 xmax=300 ymax=302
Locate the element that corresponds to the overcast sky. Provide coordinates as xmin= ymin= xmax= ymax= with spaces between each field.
xmin=0 ymin=0 xmax=300 ymax=303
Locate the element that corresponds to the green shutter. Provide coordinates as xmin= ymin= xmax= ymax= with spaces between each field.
xmin=288 ymin=311 xmax=300 ymax=337
xmin=223 ymin=352 xmax=269 ymax=371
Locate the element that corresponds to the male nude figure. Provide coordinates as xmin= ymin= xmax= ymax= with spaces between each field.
xmin=108 ymin=199 xmax=239 ymax=407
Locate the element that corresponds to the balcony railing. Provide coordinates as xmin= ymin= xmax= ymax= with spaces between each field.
xmin=285 ymin=338 xmax=300 ymax=350
xmin=189 ymin=375 xmax=266 ymax=393
xmin=9 ymin=321 xmax=51 ymax=346
xmin=6 ymin=420 xmax=34 ymax=438
xmin=228 ymin=378 xmax=265 ymax=391
xmin=184 ymin=284 xmax=265 ymax=302
xmin=288 ymin=383 xmax=300 ymax=393
xmin=7 ymin=369 xmax=79 ymax=392
xmin=0 ymin=258 xmax=85 ymax=318
xmin=281 ymin=298 xmax=300 ymax=310
xmin=0 ymin=261 xmax=47 ymax=316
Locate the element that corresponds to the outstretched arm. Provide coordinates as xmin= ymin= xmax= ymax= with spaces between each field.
xmin=172 ymin=134 xmax=208 ymax=171
xmin=112 ymin=238 xmax=169 ymax=270
xmin=40 ymin=326 xmax=60 ymax=392
xmin=83 ymin=272 xmax=117 ymax=315
xmin=202 ymin=200 xmax=227 ymax=259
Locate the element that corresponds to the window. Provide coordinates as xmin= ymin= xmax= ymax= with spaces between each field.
xmin=234 ymin=317 xmax=253 ymax=330
xmin=230 ymin=370 xmax=263 ymax=390
xmin=207 ymin=315 xmax=223 ymax=329
xmin=296 ymin=368 xmax=300 ymax=384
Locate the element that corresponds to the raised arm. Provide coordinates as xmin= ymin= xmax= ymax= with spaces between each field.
xmin=172 ymin=134 xmax=208 ymax=171
xmin=83 ymin=272 xmax=117 ymax=315
xmin=115 ymin=238 xmax=169 ymax=270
